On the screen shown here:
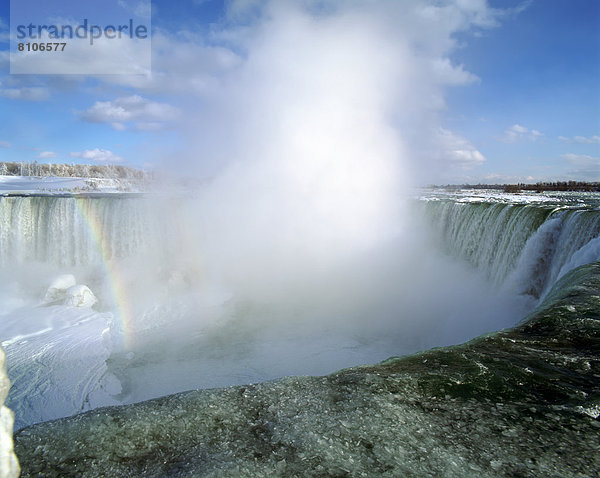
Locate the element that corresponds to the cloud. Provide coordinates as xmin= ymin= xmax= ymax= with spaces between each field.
xmin=430 ymin=58 xmax=480 ymax=86
xmin=80 ymin=95 xmax=180 ymax=130
xmin=95 ymin=0 xmax=498 ymax=105
xmin=7 ymin=20 xmax=150 ymax=75
xmin=0 ymin=141 xmax=11 ymax=148
xmin=0 ymin=17 xmax=9 ymax=42
xmin=149 ymin=0 xmax=502 ymax=185
xmin=0 ymin=86 xmax=50 ymax=101
xmin=117 ymin=0 xmax=151 ymax=18
xmin=151 ymin=0 xmax=508 ymax=270
xmin=501 ymin=124 xmax=543 ymax=143
xmin=0 ymin=59 xmax=86 ymax=100
xmin=96 ymin=31 xmax=242 ymax=95
xmin=562 ymin=153 xmax=600 ymax=180
xmin=37 ymin=151 xmax=57 ymax=159
xmin=2 ymin=0 xmax=510 ymax=184
xmin=558 ymin=135 xmax=600 ymax=144
xmin=456 ymin=173 xmax=537 ymax=185
xmin=70 ymin=149 xmax=123 ymax=162
xmin=482 ymin=173 xmax=535 ymax=183
xmin=435 ymin=128 xmax=486 ymax=169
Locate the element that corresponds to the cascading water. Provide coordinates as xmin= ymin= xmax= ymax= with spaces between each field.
xmin=543 ymin=209 xmax=600 ymax=289
xmin=423 ymin=201 xmax=551 ymax=284
xmin=0 ymin=194 xmax=159 ymax=429
xmin=423 ymin=195 xmax=600 ymax=299
xmin=4 ymin=194 xmax=596 ymax=291
xmin=1 ymin=191 xmax=599 ymax=431
xmin=0 ymin=196 xmax=152 ymax=267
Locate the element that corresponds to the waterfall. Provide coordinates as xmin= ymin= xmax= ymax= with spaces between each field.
xmin=424 ymin=199 xmax=600 ymax=298
xmin=0 ymin=196 xmax=152 ymax=267
xmin=1 ymin=195 xmax=598 ymax=300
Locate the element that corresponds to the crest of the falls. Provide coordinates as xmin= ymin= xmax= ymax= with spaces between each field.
xmin=423 ymin=196 xmax=600 ymax=299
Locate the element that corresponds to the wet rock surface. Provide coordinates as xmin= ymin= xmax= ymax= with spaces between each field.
xmin=14 ymin=263 xmax=600 ymax=477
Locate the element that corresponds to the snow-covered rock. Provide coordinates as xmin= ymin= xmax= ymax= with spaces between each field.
xmin=64 ymin=285 xmax=97 ymax=308
xmin=43 ymin=274 xmax=77 ymax=303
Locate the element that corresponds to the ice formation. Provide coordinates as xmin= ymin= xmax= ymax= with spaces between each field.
xmin=64 ymin=285 xmax=97 ymax=308
xmin=43 ymin=274 xmax=77 ymax=303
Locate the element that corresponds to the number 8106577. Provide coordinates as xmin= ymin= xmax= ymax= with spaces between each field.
xmin=17 ymin=42 xmax=66 ymax=52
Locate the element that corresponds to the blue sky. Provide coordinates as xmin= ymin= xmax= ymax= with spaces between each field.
xmin=0 ymin=0 xmax=598 ymax=184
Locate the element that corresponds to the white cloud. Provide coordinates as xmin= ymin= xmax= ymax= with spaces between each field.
xmin=94 ymin=0 xmax=499 ymax=105
xmin=70 ymin=149 xmax=123 ymax=162
xmin=8 ymin=23 xmax=150 ymax=75
xmin=37 ymin=151 xmax=57 ymax=159
xmin=530 ymin=129 xmax=543 ymax=139
xmin=117 ymin=0 xmax=151 ymax=18
xmin=468 ymin=173 xmax=535 ymax=184
xmin=0 ymin=18 xmax=9 ymax=42
xmin=510 ymin=124 xmax=528 ymax=134
xmin=562 ymin=153 xmax=600 ymax=180
xmin=0 ymin=86 xmax=50 ymax=101
xmin=501 ymin=124 xmax=543 ymax=143
xmin=0 ymin=141 xmax=11 ymax=148
xmin=98 ymin=31 xmax=242 ymax=95
xmin=2 ymin=0 xmax=511 ymax=184
xmin=435 ymin=128 xmax=486 ymax=169
xmin=147 ymin=0 xmax=501 ymax=185
xmin=80 ymin=95 xmax=179 ymax=130
xmin=559 ymin=135 xmax=600 ymax=144
xmin=430 ymin=58 xmax=480 ymax=86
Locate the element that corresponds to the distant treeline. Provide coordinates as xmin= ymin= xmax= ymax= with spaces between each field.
xmin=435 ymin=181 xmax=600 ymax=193
xmin=0 ymin=161 xmax=150 ymax=180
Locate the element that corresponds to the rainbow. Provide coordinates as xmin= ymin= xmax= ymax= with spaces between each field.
xmin=74 ymin=196 xmax=136 ymax=350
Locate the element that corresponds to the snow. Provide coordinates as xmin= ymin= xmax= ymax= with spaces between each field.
xmin=419 ymin=188 xmax=600 ymax=208
xmin=1 ymin=304 xmax=120 ymax=430
xmin=0 ymin=175 xmax=143 ymax=194
xmin=0 ymin=346 xmax=19 ymax=478
xmin=43 ymin=274 xmax=77 ymax=303
xmin=64 ymin=284 xmax=97 ymax=307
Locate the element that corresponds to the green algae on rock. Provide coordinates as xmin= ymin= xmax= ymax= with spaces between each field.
xmin=14 ymin=263 xmax=600 ymax=477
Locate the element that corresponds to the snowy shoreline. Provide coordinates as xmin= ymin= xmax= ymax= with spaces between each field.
xmin=0 ymin=175 xmax=148 ymax=195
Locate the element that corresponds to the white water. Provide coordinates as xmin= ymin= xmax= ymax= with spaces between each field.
xmin=1 ymin=191 xmax=599 ymax=430
xmin=0 ymin=196 xmax=152 ymax=267
xmin=423 ymin=193 xmax=600 ymax=298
